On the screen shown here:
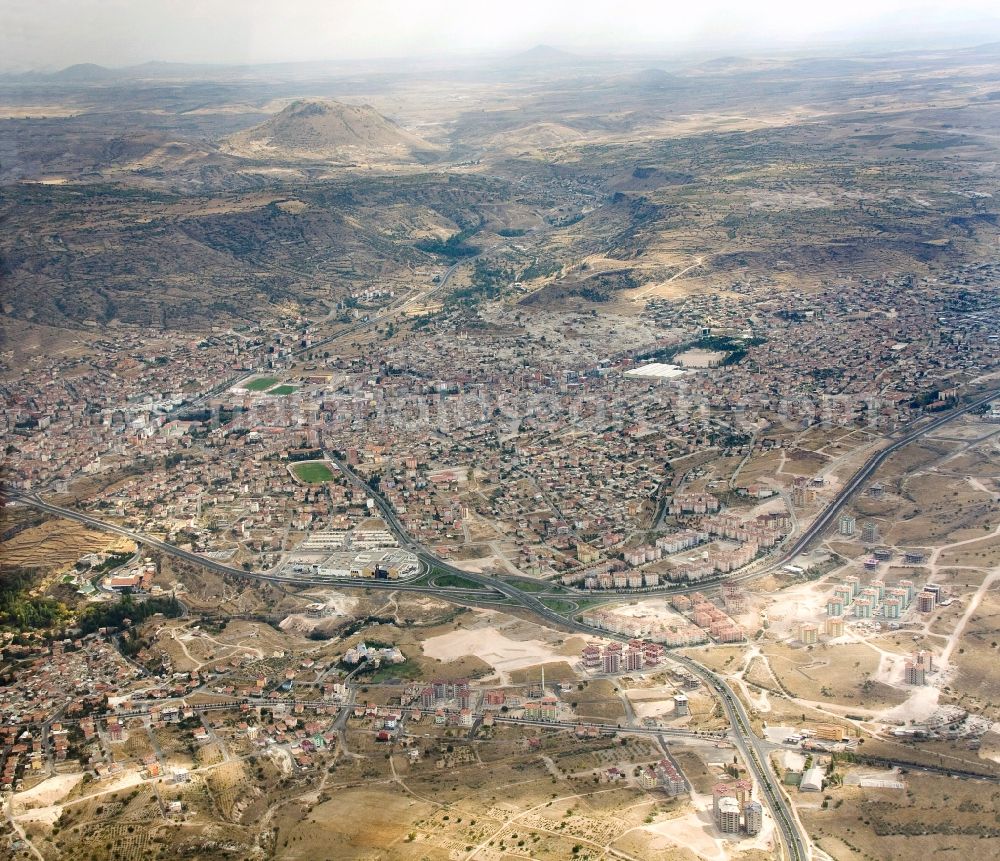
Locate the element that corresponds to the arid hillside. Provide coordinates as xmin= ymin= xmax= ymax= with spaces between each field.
xmin=223 ymin=98 xmax=440 ymax=163
xmin=2 ymin=43 xmax=1000 ymax=333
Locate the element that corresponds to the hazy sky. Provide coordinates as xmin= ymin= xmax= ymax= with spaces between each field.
xmin=3 ymin=0 xmax=1000 ymax=71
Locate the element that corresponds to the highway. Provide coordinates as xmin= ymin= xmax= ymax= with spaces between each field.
xmin=765 ymin=386 xmax=1000 ymax=568
xmin=326 ymin=455 xmax=811 ymax=861
xmin=11 ymin=482 xmax=811 ymax=857
xmin=5 ymin=492 xmax=514 ymax=603
xmin=8 ymin=388 xmax=999 ymax=861
xmin=670 ymin=652 xmax=809 ymax=860
xmin=613 ymin=383 xmax=1000 ymax=597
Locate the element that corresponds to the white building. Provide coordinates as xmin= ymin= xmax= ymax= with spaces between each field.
xmin=717 ymin=796 xmax=742 ymax=833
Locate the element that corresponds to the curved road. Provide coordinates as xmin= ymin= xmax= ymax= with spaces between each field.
xmin=770 ymin=386 xmax=1000 ymax=567
xmin=7 ymin=388 xmax=999 ymax=861
xmin=325 ymin=455 xmax=810 ymax=861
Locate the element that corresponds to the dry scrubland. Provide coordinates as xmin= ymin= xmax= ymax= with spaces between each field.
xmin=950 ymin=585 xmax=1000 ymax=717
xmin=802 ymin=772 xmax=1000 ymax=861
xmin=278 ymin=754 xmax=688 ymax=861
xmin=760 ymin=643 xmax=907 ymax=711
xmin=5 ymin=44 xmax=1000 ymax=337
xmin=268 ymin=734 xmax=697 ymax=861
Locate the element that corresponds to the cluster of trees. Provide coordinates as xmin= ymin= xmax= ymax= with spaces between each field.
xmin=77 ymin=593 xmax=183 ymax=636
xmin=0 ymin=566 xmax=182 ymax=636
xmin=521 ymin=259 xmax=561 ymax=280
xmin=85 ymin=551 xmax=133 ymax=576
xmin=636 ymin=334 xmax=765 ymax=367
xmin=909 ymin=389 xmax=942 ymax=408
xmin=416 ymin=223 xmax=482 ymax=259
xmin=0 ymin=570 xmax=69 ymax=630
xmin=908 ymin=389 xmax=959 ymax=412
xmin=286 ymin=448 xmax=323 ymax=462
xmin=446 ymin=260 xmax=515 ymax=308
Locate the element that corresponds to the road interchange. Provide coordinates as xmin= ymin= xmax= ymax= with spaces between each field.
xmin=8 ymin=386 xmax=1000 ymax=861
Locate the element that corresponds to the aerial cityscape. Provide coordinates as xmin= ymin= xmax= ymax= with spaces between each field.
xmin=1 ymin=2 xmax=999 ymax=860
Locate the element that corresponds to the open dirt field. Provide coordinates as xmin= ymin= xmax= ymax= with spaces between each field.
xmin=626 ymin=683 xmax=684 ymax=719
xmin=949 ymin=584 xmax=1000 ymax=719
xmin=422 ymin=625 xmax=560 ymax=669
xmin=274 ymin=788 xmax=437 ymax=860
xmin=761 ymin=642 xmax=907 ymax=711
xmin=11 ymin=773 xmax=83 ymax=813
xmin=938 ymin=533 xmax=1000 ymax=568
xmin=421 ymin=610 xmax=571 ymax=682
xmin=801 ymin=770 xmax=1000 ymax=861
xmin=569 ymin=678 xmax=628 ymax=721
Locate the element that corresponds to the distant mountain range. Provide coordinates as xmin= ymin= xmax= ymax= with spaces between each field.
xmin=2 ymin=46 xmax=582 ymax=82
xmin=5 ymin=60 xmax=230 ymax=82
xmin=5 ymin=40 xmax=1000 ymax=82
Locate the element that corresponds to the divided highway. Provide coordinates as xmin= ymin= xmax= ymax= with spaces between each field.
xmin=8 ymin=387 xmax=999 ymax=861
xmin=5 ymin=492 xmax=508 ymax=603
xmin=671 ymin=653 xmax=809 ymax=861
xmin=328 ymin=455 xmax=810 ymax=861
xmin=7 ymin=480 xmax=813 ymax=860
xmin=773 ymin=386 xmax=1000 ymax=566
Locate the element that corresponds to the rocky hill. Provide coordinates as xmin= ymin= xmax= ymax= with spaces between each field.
xmin=223 ymin=99 xmax=439 ymax=163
